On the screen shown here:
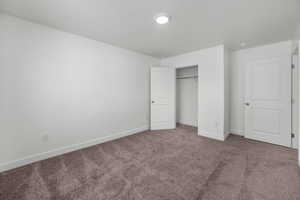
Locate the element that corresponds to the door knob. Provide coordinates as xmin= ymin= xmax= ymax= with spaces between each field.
xmin=245 ymin=102 xmax=250 ymax=106
xmin=152 ymin=101 xmax=155 ymax=104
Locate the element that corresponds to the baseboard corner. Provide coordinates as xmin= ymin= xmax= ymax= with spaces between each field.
xmin=230 ymin=129 xmax=244 ymax=136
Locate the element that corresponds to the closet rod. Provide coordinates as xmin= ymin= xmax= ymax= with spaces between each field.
xmin=176 ymin=76 xmax=198 ymax=79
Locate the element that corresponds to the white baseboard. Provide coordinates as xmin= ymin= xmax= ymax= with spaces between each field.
xmin=0 ymin=125 xmax=149 ymax=173
xmin=177 ymin=121 xmax=198 ymax=127
xmin=230 ymin=129 xmax=244 ymax=136
xmin=198 ymin=130 xmax=225 ymax=141
xmin=224 ymin=131 xmax=230 ymax=140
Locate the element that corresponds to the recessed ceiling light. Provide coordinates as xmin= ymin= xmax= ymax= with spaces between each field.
xmin=154 ymin=14 xmax=170 ymax=25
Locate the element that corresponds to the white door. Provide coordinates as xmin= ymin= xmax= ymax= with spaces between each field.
xmin=151 ymin=67 xmax=176 ymax=130
xmin=245 ymin=57 xmax=291 ymax=147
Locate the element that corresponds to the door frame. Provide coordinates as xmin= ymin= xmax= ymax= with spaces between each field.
xmin=175 ymin=65 xmax=199 ymax=127
xmin=292 ymin=53 xmax=299 ymax=149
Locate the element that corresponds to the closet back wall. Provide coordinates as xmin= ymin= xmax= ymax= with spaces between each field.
xmin=0 ymin=13 xmax=158 ymax=172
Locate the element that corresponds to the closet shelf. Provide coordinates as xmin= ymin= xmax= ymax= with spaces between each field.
xmin=176 ymin=75 xmax=198 ymax=79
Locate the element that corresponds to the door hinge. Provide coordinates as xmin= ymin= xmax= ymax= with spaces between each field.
xmin=291 ymin=133 xmax=295 ymax=138
xmin=292 ymin=64 xmax=295 ymax=69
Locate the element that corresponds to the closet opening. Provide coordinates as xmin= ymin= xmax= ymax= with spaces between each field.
xmin=176 ymin=65 xmax=198 ymax=128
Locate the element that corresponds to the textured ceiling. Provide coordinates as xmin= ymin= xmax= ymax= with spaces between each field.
xmin=1 ymin=0 xmax=300 ymax=58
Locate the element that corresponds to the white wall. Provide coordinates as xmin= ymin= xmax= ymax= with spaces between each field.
xmin=162 ymin=45 xmax=228 ymax=141
xmin=176 ymin=66 xmax=198 ymax=127
xmin=0 ymin=13 xmax=158 ymax=172
xmin=298 ymin=40 xmax=300 ymax=165
xmin=229 ymin=41 xmax=293 ymax=136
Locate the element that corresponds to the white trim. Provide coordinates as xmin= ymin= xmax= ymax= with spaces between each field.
xmin=0 ymin=125 xmax=149 ymax=173
xmin=199 ymin=130 xmax=226 ymax=141
xmin=177 ymin=121 xmax=198 ymax=128
xmin=292 ymin=54 xmax=299 ymax=150
xmin=230 ymin=129 xmax=244 ymax=136
xmin=224 ymin=131 xmax=230 ymax=140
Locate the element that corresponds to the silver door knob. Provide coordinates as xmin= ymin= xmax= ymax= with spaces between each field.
xmin=152 ymin=101 xmax=155 ymax=104
xmin=245 ymin=102 xmax=250 ymax=106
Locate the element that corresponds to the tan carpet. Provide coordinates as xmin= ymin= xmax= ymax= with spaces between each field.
xmin=0 ymin=125 xmax=300 ymax=200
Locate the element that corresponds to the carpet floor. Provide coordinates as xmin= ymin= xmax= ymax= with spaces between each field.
xmin=1 ymin=125 xmax=300 ymax=200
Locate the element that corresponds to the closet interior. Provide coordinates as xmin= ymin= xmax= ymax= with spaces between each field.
xmin=176 ymin=65 xmax=198 ymax=127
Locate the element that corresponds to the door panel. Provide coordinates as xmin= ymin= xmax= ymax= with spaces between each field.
xmin=251 ymin=62 xmax=280 ymax=100
xmin=150 ymin=67 xmax=176 ymax=130
xmin=245 ymin=57 xmax=291 ymax=147
xmin=252 ymin=108 xmax=280 ymax=134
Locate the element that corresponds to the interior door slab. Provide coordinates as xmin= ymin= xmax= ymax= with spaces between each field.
xmin=150 ymin=67 xmax=176 ymax=130
xmin=245 ymin=57 xmax=291 ymax=147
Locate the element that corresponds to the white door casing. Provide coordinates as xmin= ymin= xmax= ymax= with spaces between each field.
xmin=150 ymin=67 xmax=176 ymax=130
xmin=245 ymin=57 xmax=291 ymax=147
xmin=292 ymin=54 xmax=298 ymax=149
